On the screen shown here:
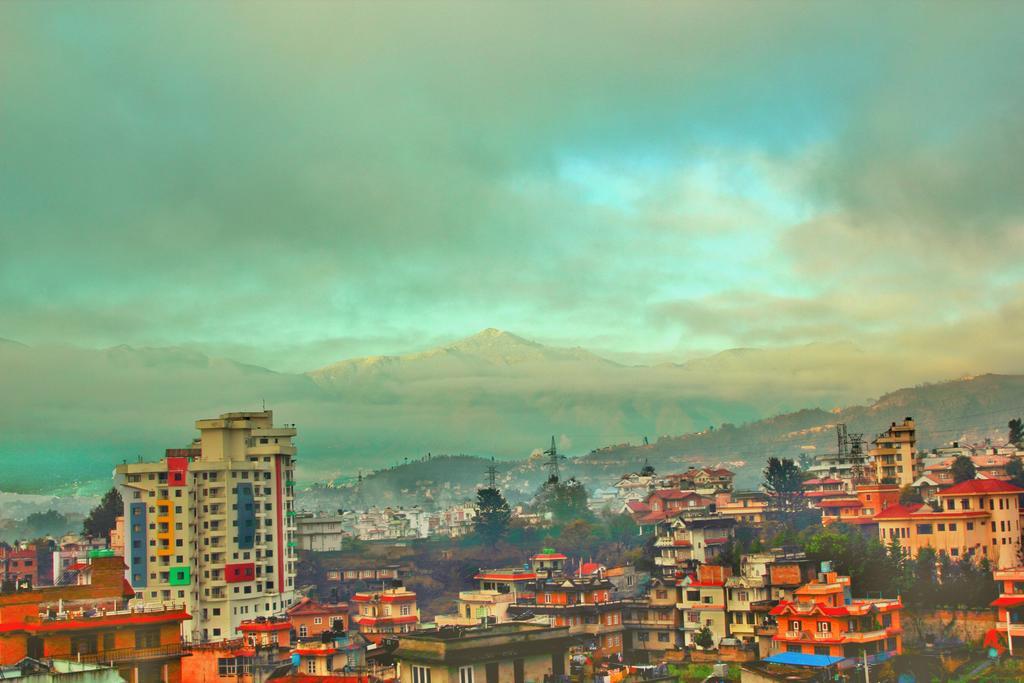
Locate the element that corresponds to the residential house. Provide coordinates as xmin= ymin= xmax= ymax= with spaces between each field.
xmin=679 ymin=564 xmax=730 ymax=648
xmin=869 ymin=417 xmax=918 ymax=487
xmin=287 ymin=598 xmax=349 ymax=639
xmin=769 ymin=570 xmax=902 ymax=668
xmin=624 ymin=578 xmax=680 ymax=660
xmin=0 ymin=554 xmax=189 ymax=683
xmin=393 ymin=622 xmax=573 ymax=683
xmin=350 ymin=588 xmax=419 ymax=643
xmin=991 ymin=566 xmax=1024 ymax=654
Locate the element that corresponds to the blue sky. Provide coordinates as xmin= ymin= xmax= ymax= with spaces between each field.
xmin=1 ymin=2 xmax=1023 ymax=374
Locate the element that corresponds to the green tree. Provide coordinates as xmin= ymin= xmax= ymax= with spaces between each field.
xmin=83 ymin=488 xmax=123 ymax=539
xmin=474 ymin=486 xmax=512 ymax=543
xmin=558 ymin=519 xmax=595 ymax=558
xmin=1007 ymin=457 xmax=1024 ymax=488
xmin=1009 ymin=418 xmax=1024 ymax=448
xmin=693 ymin=625 xmax=715 ymax=650
xmin=763 ymin=458 xmax=804 ymax=523
xmin=899 ymin=485 xmax=923 ymax=505
xmin=532 ymin=477 xmax=592 ymax=524
xmin=951 ymin=455 xmax=976 ymax=483
xmin=24 ymin=510 xmax=71 ymax=538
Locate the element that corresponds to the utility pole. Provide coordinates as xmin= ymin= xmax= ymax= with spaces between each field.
xmin=863 ymin=648 xmax=870 ymax=683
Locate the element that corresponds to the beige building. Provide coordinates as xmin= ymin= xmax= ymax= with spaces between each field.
xmin=875 ymin=478 xmax=1024 ymax=568
xmin=435 ymin=590 xmax=514 ymax=627
xmin=725 ymin=554 xmax=774 ymax=645
xmin=870 ymin=417 xmax=918 ymax=487
xmin=114 ymin=410 xmax=298 ymax=642
xmin=394 ymin=622 xmax=572 ymax=683
xmin=624 ymin=577 xmax=680 ymax=659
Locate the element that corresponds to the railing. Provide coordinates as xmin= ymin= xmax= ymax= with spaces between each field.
xmin=41 ymin=602 xmax=187 ymax=622
xmin=74 ymin=642 xmax=186 ymax=664
xmin=842 ymin=629 xmax=887 ymax=643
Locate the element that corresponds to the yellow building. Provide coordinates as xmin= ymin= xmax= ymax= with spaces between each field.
xmin=869 ymin=418 xmax=918 ymax=487
xmin=875 ymin=479 xmax=1024 ymax=568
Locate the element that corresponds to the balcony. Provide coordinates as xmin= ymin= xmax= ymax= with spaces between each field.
xmin=842 ymin=629 xmax=888 ymax=643
xmin=77 ymin=642 xmax=188 ymax=665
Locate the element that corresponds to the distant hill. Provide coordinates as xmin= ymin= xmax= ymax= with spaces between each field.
xmin=1 ymin=328 xmax=1022 ymax=494
xmin=308 ymin=374 xmax=1024 ymax=503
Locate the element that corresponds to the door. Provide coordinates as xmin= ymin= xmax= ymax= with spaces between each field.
xmin=513 ymin=658 xmax=524 ymax=683
xmin=485 ymin=662 xmax=499 ymax=683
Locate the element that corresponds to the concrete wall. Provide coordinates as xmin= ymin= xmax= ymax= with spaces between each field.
xmin=900 ymin=608 xmax=993 ymax=646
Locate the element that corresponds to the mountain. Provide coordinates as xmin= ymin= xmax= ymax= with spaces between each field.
xmin=1 ymin=329 xmax=1022 ymax=494
xmin=309 ymin=373 xmax=1024 ymax=507
xmin=307 ymin=328 xmax=616 ymax=384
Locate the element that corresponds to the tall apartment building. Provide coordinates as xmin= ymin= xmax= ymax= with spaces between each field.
xmin=869 ymin=417 xmax=918 ymax=487
xmin=114 ymin=410 xmax=298 ymax=642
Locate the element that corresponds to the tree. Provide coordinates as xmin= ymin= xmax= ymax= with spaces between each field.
xmin=83 ymin=488 xmax=123 ymax=539
xmin=532 ymin=477 xmax=592 ymax=524
xmin=899 ymin=485 xmax=924 ymax=505
xmin=951 ymin=455 xmax=976 ymax=484
xmin=693 ymin=624 xmax=715 ymax=650
xmin=763 ymin=458 xmax=804 ymax=523
xmin=474 ymin=487 xmax=512 ymax=543
xmin=1009 ymin=418 xmax=1024 ymax=448
xmin=24 ymin=510 xmax=71 ymax=538
xmin=1006 ymin=457 xmax=1024 ymax=488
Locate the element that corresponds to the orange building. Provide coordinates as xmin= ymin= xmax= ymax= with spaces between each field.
xmin=0 ymin=554 xmax=189 ymax=683
xmin=875 ymin=479 xmax=1024 ymax=568
xmin=183 ymin=618 xmax=292 ymax=683
xmin=509 ymin=575 xmax=625 ymax=659
xmin=991 ymin=567 xmax=1024 ymax=654
xmin=770 ymin=571 xmax=902 ymax=667
xmin=819 ymin=485 xmax=900 ymax=528
xmin=350 ymin=588 xmax=419 ymax=643
xmin=288 ymin=598 xmax=349 ymax=639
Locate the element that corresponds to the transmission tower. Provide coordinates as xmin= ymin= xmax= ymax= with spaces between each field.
xmin=544 ymin=436 xmax=565 ymax=482
xmin=836 ymin=424 xmax=849 ymax=462
xmin=485 ymin=457 xmax=498 ymax=488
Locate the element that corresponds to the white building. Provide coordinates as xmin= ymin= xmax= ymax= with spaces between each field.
xmin=114 ymin=410 xmax=298 ymax=642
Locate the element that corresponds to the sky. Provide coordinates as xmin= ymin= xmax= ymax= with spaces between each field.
xmin=2 ymin=2 xmax=1024 ymax=375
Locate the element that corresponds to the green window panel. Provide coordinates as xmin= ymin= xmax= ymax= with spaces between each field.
xmin=169 ymin=566 xmax=191 ymax=586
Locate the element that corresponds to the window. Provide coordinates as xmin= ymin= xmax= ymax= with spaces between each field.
xmin=306 ymin=660 xmax=316 ymax=674
xmin=412 ymin=665 xmax=432 ymax=683
xmin=313 ymin=617 xmax=323 ymax=625
xmin=218 ymin=658 xmax=237 ymax=676
xmin=816 ymin=621 xmax=831 ymax=632
xmin=299 ymin=625 xmax=308 ymax=637
xmin=789 ymin=620 xmax=800 ymax=631
xmin=458 ymin=665 xmax=474 ymax=683
xmin=657 ymin=632 xmax=670 ymax=642
xmin=950 ymin=523 xmax=957 ymax=531
xmin=916 ymin=524 xmax=933 ymax=535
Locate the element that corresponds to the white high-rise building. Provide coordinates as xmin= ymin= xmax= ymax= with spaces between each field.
xmin=115 ymin=410 xmax=299 ymax=642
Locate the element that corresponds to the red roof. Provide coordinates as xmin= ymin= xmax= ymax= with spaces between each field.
xmin=625 ymin=501 xmax=651 ymax=513
xmin=288 ymin=598 xmax=348 ymax=616
xmin=579 ymin=562 xmax=604 ymax=576
xmin=804 ymin=478 xmax=843 ymax=486
xmin=531 ymin=552 xmax=568 ymax=561
xmin=937 ymin=479 xmax=1024 ymax=496
xmin=651 ymin=489 xmax=702 ymax=500
xmin=992 ymin=596 xmax=1024 ymax=607
xmin=872 ymin=504 xmax=924 ymax=520
xmin=474 ymin=571 xmax=536 ymax=581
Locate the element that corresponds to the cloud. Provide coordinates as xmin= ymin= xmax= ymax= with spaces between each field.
xmin=0 ymin=1 xmax=1022 ymax=378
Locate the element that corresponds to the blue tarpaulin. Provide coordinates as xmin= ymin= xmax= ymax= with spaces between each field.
xmin=763 ymin=652 xmax=845 ymax=667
